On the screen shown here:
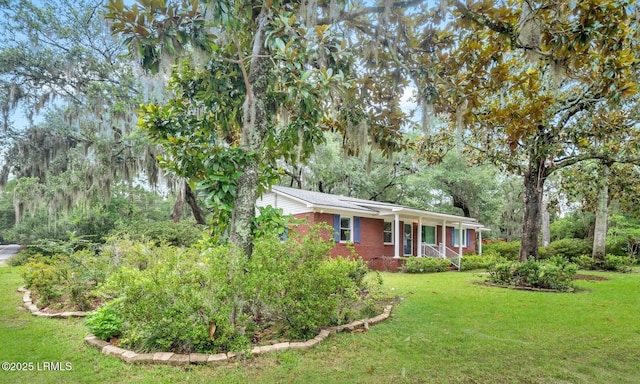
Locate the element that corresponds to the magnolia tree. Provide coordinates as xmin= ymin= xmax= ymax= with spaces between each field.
xmin=404 ymin=0 xmax=640 ymax=261
xmin=105 ymin=0 xmax=419 ymax=256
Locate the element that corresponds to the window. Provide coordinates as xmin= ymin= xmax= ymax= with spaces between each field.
xmin=421 ymin=226 xmax=436 ymax=244
xmin=340 ymin=217 xmax=352 ymax=242
xmin=384 ymin=221 xmax=393 ymax=244
xmin=452 ymin=228 xmax=468 ymax=247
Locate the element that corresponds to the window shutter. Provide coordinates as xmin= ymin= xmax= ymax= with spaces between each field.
xmin=354 ymin=216 xmax=361 ymax=243
xmin=333 ymin=214 xmax=341 ymax=242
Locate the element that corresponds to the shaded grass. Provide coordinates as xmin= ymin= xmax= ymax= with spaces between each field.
xmin=1 ymin=265 xmax=639 ymax=383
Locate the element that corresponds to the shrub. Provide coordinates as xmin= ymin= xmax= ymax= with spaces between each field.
xmin=22 ymin=255 xmax=65 ymax=307
xmin=108 ymin=221 xmax=205 ymax=247
xmin=575 ymin=255 xmax=595 ymax=270
xmin=86 ymin=300 xmax=124 ymax=340
xmin=21 ymin=249 xmax=110 ymax=310
xmin=600 ymin=255 xmax=635 ymax=273
xmin=101 ymin=246 xmax=224 ymax=354
xmin=546 ymin=238 xmax=592 ymax=261
xmin=487 ymin=257 xmax=577 ymax=291
xmin=576 ymin=254 xmax=634 ymax=273
xmin=483 ymin=241 xmax=521 ymax=261
xmin=402 ymin=257 xmax=451 ymax=273
xmin=98 ymin=223 xmax=382 ymax=353
xmin=460 ymin=255 xmax=497 ymax=271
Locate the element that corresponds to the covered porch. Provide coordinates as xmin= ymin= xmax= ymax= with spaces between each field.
xmin=382 ymin=208 xmax=486 ymax=270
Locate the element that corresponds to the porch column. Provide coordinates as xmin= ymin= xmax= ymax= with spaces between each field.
xmin=417 ymin=217 xmax=422 ymax=257
xmin=441 ymin=220 xmax=447 ymax=257
xmin=458 ymin=223 xmax=463 ymax=272
xmin=458 ymin=222 xmax=463 ymax=257
xmin=394 ymin=213 xmax=400 ymax=258
xmin=478 ymin=230 xmax=483 ymax=255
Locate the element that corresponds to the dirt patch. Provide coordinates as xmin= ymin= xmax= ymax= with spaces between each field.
xmin=573 ymin=274 xmax=610 ymax=281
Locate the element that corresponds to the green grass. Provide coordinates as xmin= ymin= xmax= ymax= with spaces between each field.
xmin=1 ymin=265 xmax=639 ymax=383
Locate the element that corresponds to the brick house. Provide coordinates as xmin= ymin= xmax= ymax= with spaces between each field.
xmin=257 ymin=186 xmax=487 ymax=271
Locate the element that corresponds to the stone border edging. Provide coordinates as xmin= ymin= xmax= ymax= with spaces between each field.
xmin=18 ymin=287 xmax=87 ymax=318
xmin=83 ymin=304 xmax=393 ymax=366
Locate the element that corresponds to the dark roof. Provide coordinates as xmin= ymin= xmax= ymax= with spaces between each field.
xmin=270 ymin=185 xmax=482 ymax=225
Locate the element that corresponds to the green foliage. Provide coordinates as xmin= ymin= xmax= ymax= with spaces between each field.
xmin=607 ymin=215 xmax=640 ymax=257
xmin=97 ymin=224 xmax=383 ymax=353
xmin=577 ymin=254 xmax=635 ymax=273
xmin=108 ymin=220 xmax=205 ymax=248
xmin=253 ymin=206 xmax=294 ymax=240
xmin=487 ymin=257 xmax=578 ymax=292
xmin=460 ymin=255 xmax=498 ymax=271
xmin=549 ymin=213 xmax=594 ymax=241
xmin=86 ymin=300 xmax=124 ymax=340
xmin=600 ymin=255 xmax=635 ymax=273
xmin=102 ymin=246 xmax=226 ymax=353
xmin=22 ymin=255 xmax=65 ymax=307
xmin=21 ymin=249 xmax=109 ymax=310
xmin=402 ymin=257 xmax=451 ymax=273
xmin=546 ymin=238 xmax=592 ymax=262
xmin=246 ymin=224 xmax=375 ymax=339
xmin=483 ymin=241 xmax=521 ymax=261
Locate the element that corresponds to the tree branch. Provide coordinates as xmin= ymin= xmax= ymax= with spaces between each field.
xmin=450 ymin=0 xmax=514 ymax=36
xmin=317 ymin=0 xmax=426 ymax=25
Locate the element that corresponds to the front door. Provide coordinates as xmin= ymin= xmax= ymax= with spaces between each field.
xmin=403 ymin=223 xmax=413 ymax=255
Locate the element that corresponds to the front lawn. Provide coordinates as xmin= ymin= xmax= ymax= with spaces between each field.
xmin=1 ymin=265 xmax=639 ymax=383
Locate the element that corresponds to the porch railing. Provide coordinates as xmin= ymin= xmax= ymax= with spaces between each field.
xmin=419 ymin=242 xmax=462 ymax=270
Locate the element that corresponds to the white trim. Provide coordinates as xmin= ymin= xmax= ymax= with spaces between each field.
xmin=383 ymin=220 xmax=394 ymax=245
xmin=417 ymin=218 xmax=423 ymax=257
xmin=394 ymin=214 xmax=400 ymax=258
xmin=339 ymin=216 xmax=353 ymax=243
xmin=452 ymin=227 xmax=469 ymax=248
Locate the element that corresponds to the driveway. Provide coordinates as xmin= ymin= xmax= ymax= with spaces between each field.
xmin=0 ymin=244 xmax=21 ymax=264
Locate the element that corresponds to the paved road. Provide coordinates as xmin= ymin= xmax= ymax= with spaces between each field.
xmin=0 ymin=244 xmax=21 ymax=263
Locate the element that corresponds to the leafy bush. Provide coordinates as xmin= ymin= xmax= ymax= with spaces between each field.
xmin=21 ymin=250 xmax=109 ymax=310
xmin=483 ymin=241 xmax=521 ymax=261
xmin=460 ymin=255 xmax=497 ymax=271
xmin=100 ymin=246 xmax=223 ymax=353
xmin=546 ymin=238 xmax=592 ymax=261
xmin=402 ymin=257 xmax=451 ymax=273
xmin=487 ymin=257 xmax=577 ymax=291
xmin=549 ymin=213 xmax=593 ymax=241
xmin=98 ymin=223 xmax=383 ymax=353
xmin=575 ymin=255 xmax=595 ymax=270
xmin=600 ymin=255 xmax=635 ymax=273
xmin=86 ymin=300 xmax=124 ymax=340
xmin=108 ymin=220 xmax=205 ymax=248
xmin=22 ymin=255 xmax=65 ymax=307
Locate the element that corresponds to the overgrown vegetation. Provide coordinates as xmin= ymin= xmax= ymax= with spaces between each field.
xmin=402 ymin=257 xmax=451 ymax=273
xmin=83 ymin=224 xmax=386 ymax=354
xmin=487 ymin=257 xmax=578 ymax=291
xmin=576 ymin=254 xmax=636 ymax=273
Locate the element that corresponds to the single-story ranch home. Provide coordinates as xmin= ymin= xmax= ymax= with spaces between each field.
xmin=257 ymin=186 xmax=488 ymax=271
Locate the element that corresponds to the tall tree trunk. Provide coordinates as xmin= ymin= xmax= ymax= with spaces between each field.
xmin=592 ymin=163 xmax=610 ymax=261
xmin=541 ymin=196 xmax=550 ymax=247
xmin=519 ymin=160 xmax=546 ymax=261
xmin=170 ymin=181 xmax=185 ymax=222
xmin=228 ymin=9 xmax=272 ymax=258
xmin=185 ymin=183 xmax=207 ymax=225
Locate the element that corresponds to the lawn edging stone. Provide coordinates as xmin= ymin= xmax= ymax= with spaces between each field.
xmin=18 ymin=286 xmax=89 ymax=318
xmin=83 ymin=304 xmax=394 ymax=365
